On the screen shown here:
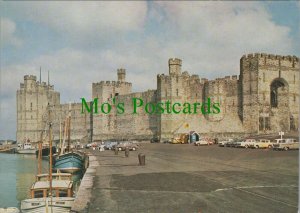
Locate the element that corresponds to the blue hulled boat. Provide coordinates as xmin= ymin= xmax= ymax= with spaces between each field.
xmin=53 ymin=152 xmax=84 ymax=173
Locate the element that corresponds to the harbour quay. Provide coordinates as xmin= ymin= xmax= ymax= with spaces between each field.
xmin=75 ymin=142 xmax=298 ymax=213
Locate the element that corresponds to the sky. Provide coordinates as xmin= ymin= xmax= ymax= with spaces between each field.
xmin=1 ymin=1 xmax=300 ymax=140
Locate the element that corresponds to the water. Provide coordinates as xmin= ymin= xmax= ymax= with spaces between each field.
xmin=0 ymin=153 xmax=48 ymax=208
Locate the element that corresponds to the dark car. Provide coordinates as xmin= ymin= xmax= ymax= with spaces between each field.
xmin=116 ymin=142 xmax=138 ymax=151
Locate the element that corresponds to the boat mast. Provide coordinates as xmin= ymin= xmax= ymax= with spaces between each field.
xmin=67 ymin=103 xmax=71 ymax=152
xmin=38 ymin=132 xmax=43 ymax=175
xmin=48 ymin=106 xmax=53 ymax=197
xmin=60 ymin=119 xmax=67 ymax=155
xmin=67 ymin=116 xmax=71 ymax=152
xmin=59 ymin=119 xmax=62 ymax=155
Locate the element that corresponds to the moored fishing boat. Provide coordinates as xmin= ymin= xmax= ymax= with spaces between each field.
xmin=53 ymin=104 xmax=84 ymax=174
xmin=20 ymin=179 xmax=75 ymax=213
xmin=17 ymin=142 xmax=37 ymax=154
xmin=53 ymin=152 xmax=84 ymax=173
xmin=35 ymin=145 xmax=56 ymax=158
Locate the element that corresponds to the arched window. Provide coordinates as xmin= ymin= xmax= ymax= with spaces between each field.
xmin=270 ymin=79 xmax=287 ymax=108
xmin=270 ymin=90 xmax=277 ymax=107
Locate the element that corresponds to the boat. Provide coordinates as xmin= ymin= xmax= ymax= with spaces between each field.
xmin=0 ymin=145 xmax=16 ymax=153
xmin=17 ymin=142 xmax=37 ymax=154
xmin=35 ymin=145 xmax=56 ymax=157
xmin=53 ymin=152 xmax=84 ymax=173
xmin=53 ymin=105 xmax=84 ymax=174
xmin=20 ymin=179 xmax=75 ymax=213
xmin=20 ymin=107 xmax=75 ymax=213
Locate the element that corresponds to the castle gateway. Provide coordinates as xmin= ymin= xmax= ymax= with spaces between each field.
xmin=16 ymin=53 xmax=299 ymax=142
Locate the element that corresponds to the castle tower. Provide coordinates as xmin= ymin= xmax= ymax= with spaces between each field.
xmin=16 ymin=75 xmax=60 ymax=143
xmin=157 ymin=58 xmax=190 ymax=140
xmin=117 ymin=68 xmax=126 ymax=82
xmin=240 ymin=53 xmax=299 ymax=134
xmin=169 ymin=58 xmax=182 ymax=75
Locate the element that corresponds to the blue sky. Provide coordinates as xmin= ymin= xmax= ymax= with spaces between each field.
xmin=1 ymin=1 xmax=299 ymax=139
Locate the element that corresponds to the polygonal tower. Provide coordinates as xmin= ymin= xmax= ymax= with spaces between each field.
xmin=240 ymin=53 xmax=299 ymax=134
xmin=16 ymin=75 xmax=60 ymax=143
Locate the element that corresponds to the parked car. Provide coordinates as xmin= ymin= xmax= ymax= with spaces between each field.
xmin=273 ymin=138 xmax=299 ymax=151
xmin=116 ymin=142 xmax=138 ymax=151
xmin=250 ymin=139 xmax=273 ymax=149
xmin=225 ymin=139 xmax=239 ymax=147
xmin=85 ymin=142 xmax=97 ymax=149
xmin=104 ymin=141 xmax=118 ymax=150
xmin=163 ymin=140 xmax=171 ymax=144
xmin=236 ymin=139 xmax=256 ymax=148
xmin=219 ymin=139 xmax=233 ymax=147
xmin=194 ymin=140 xmax=209 ymax=146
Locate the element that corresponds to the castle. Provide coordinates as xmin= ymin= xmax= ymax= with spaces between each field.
xmin=16 ymin=53 xmax=299 ymax=143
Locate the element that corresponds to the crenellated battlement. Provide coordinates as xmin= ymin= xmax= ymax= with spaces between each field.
xmin=168 ymin=58 xmax=182 ymax=66
xmin=157 ymin=74 xmax=168 ymax=80
xmin=241 ymin=53 xmax=299 ymax=69
xmin=117 ymin=68 xmax=126 ymax=74
xmin=190 ymin=75 xmax=200 ymax=82
xmin=208 ymin=75 xmax=239 ymax=84
xmin=93 ymin=81 xmax=132 ymax=87
xmin=181 ymin=71 xmax=190 ymax=77
xmin=24 ymin=75 xmax=37 ymax=81
xmin=242 ymin=53 xmax=299 ymax=61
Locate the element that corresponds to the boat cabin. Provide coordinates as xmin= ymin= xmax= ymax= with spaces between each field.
xmin=35 ymin=173 xmax=72 ymax=182
xmin=30 ymin=180 xmax=73 ymax=198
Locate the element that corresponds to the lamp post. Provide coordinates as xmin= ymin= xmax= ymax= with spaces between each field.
xmin=279 ymin=131 xmax=284 ymax=140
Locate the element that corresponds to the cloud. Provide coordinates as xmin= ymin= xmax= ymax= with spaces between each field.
xmin=0 ymin=18 xmax=22 ymax=47
xmin=4 ymin=2 xmax=147 ymax=38
xmin=144 ymin=1 xmax=295 ymax=78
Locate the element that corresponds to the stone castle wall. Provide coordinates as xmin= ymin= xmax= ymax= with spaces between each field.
xmin=16 ymin=53 xmax=299 ymax=143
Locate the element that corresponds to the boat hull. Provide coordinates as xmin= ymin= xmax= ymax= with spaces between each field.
xmin=20 ymin=197 xmax=75 ymax=213
xmin=35 ymin=146 xmax=56 ymax=157
xmin=17 ymin=149 xmax=37 ymax=154
xmin=53 ymin=152 xmax=83 ymax=173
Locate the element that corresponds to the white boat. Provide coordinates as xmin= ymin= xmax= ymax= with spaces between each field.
xmin=20 ymin=179 xmax=75 ymax=213
xmin=17 ymin=142 xmax=37 ymax=154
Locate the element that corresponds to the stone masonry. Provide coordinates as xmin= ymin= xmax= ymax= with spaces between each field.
xmin=16 ymin=53 xmax=299 ymax=143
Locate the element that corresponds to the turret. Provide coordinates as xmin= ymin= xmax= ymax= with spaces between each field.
xmin=169 ymin=58 xmax=182 ymax=75
xmin=117 ymin=68 xmax=126 ymax=82
xmin=24 ymin=75 xmax=37 ymax=90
